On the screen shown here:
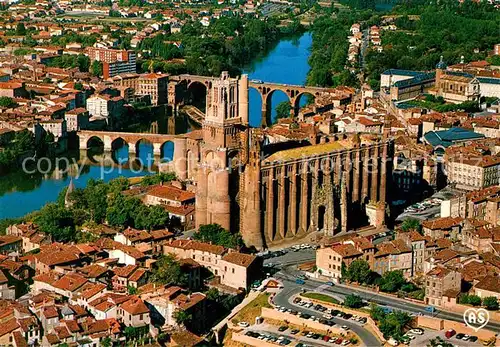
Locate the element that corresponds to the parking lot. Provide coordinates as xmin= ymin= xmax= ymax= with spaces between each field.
xmin=409 ymin=329 xmax=483 ymax=347
xmin=260 ymin=244 xmax=316 ymax=268
xmin=245 ymin=322 xmax=356 ymax=347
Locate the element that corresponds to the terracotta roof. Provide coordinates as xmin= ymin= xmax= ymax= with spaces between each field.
xmin=121 ymin=227 xmax=152 ymax=243
xmin=146 ymin=184 xmax=195 ymax=202
xmin=120 ymin=296 xmax=149 ymax=315
xmin=150 ymin=229 xmax=174 ymax=240
xmin=113 ymin=265 xmax=138 ymax=278
xmin=52 ymin=273 xmax=88 ymax=292
xmin=165 ymin=239 xmax=226 ymax=255
xmin=78 ymin=264 xmax=109 ymax=279
xmin=222 ymin=252 xmax=256 ymax=268
xmin=433 ymin=249 xmax=459 ymax=263
xmin=332 ymin=243 xmax=363 ymax=258
xmin=0 ymin=318 xmax=19 ymax=337
xmin=422 ymin=217 xmax=463 ymax=230
xmin=80 ymin=283 xmax=106 ymax=300
xmin=426 ymin=266 xmax=452 ymax=278
xmin=475 ymin=275 xmax=500 ymax=294
xmin=172 ymin=292 xmax=206 ymax=310
xmin=12 ymin=331 xmax=27 ymax=347
xmin=42 ymin=306 xmax=59 ymax=319
xmin=128 ymin=268 xmax=147 ymax=282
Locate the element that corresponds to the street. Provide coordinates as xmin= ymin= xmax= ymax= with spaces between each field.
xmin=274 ymin=266 xmax=500 ymax=334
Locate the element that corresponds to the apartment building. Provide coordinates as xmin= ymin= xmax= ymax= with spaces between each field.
xmin=425 ymin=266 xmax=461 ymax=307
xmin=86 ymin=94 xmax=125 ymax=124
xmin=162 ymin=240 xmax=259 ymax=290
xmin=87 ymin=48 xmax=136 ymax=79
xmin=137 ymin=73 xmax=168 ymax=106
xmin=316 ymin=243 xmax=363 ymax=280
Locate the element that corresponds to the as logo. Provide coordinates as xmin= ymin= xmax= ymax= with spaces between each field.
xmin=463 ymin=308 xmax=489 ymax=332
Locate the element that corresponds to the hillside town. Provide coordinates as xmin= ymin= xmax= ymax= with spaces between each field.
xmin=0 ymin=0 xmax=498 ymax=345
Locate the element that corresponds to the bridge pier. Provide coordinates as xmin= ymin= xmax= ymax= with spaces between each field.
xmin=153 ymin=143 xmax=162 ymax=156
xmin=173 ymin=138 xmax=187 ymax=180
xmin=128 ymin=143 xmax=136 ymax=154
xmin=103 ymin=136 xmax=112 ymax=152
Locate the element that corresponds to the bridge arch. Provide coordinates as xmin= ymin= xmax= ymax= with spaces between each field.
xmin=86 ymin=136 xmax=104 ymax=149
xmin=160 ymin=140 xmax=175 ymax=163
xmin=135 ymin=138 xmax=154 ymax=167
xmin=110 ymin=137 xmax=129 ymax=164
xmin=264 ymin=89 xmax=292 ymax=125
xmin=294 ymin=92 xmax=316 ymax=116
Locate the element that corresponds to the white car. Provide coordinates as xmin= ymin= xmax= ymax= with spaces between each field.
xmin=323 ymin=314 xmax=333 ymax=319
xmin=341 ymin=325 xmax=349 ymax=331
xmin=387 ymin=338 xmax=399 ymax=346
xmin=341 ymin=341 xmax=350 ymax=346
xmin=306 ymin=332 xmax=314 ymax=338
xmin=238 ymin=321 xmax=250 ymax=328
xmin=462 ymin=334 xmax=470 ymax=341
xmin=409 ymin=329 xmax=424 ymax=335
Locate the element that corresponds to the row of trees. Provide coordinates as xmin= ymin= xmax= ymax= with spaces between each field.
xmin=29 ymin=174 xmax=176 ymax=242
xmin=460 ymin=294 xmax=499 ymax=311
xmin=342 ymin=259 xmax=424 ymax=299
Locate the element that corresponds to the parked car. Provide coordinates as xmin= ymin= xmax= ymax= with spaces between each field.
xmin=387 ymin=337 xmax=399 ymax=346
xmin=293 ymin=297 xmax=302 ymax=304
xmin=469 ymin=336 xmax=478 ymax=342
xmin=456 ymin=333 xmax=465 ymax=340
xmin=445 ymin=329 xmax=456 ymax=338
xmin=409 ymin=328 xmax=424 ymax=335
xmin=290 ymin=329 xmax=299 ymax=335
xmin=238 ymin=321 xmax=250 ymax=328
xmin=278 ymin=326 xmax=288 ymax=332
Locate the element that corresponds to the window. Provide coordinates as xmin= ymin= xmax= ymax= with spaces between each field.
xmin=232 ymin=268 xmax=235 ymax=274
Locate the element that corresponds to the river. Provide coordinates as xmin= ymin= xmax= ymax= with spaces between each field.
xmin=0 ymin=32 xmax=312 ymax=220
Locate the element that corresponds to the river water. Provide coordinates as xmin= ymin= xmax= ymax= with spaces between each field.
xmin=0 ymin=32 xmax=312 ymax=220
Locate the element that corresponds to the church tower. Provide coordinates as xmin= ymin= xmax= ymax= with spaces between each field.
xmin=195 ymin=72 xmax=249 ymax=232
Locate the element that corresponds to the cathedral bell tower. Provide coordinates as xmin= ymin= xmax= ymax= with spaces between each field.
xmin=195 ymin=72 xmax=249 ymax=232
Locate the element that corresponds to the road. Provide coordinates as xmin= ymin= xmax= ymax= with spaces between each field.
xmin=272 ymin=282 xmax=381 ymax=347
xmin=263 ymin=248 xmax=315 ymax=267
xmin=275 ymin=266 xmax=500 ymax=334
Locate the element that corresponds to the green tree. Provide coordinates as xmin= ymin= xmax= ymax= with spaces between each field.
xmin=101 ymin=337 xmax=112 ymax=347
xmin=0 ymin=97 xmax=16 ymax=108
xmin=483 ymin=296 xmax=499 ymax=310
xmin=401 ymin=218 xmax=422 ymax=233
xmin=344 ymin=294 xmax=363 ymax=308
xmin=379 ymin=271 xmax=406 ymax=293
xmin=173 ymin=309 xmax=192 ymax=326
xmin=370 ymin=303 xmax=386 ymax=322
xmin=152 ymin=254 xmax=188 ymax=286
xmin=275 ymin=101 xmax=291 ymax=121
xmin=206 ymin=287 xmax=221 ymax=302
xmin=34 ymin=203 xmax=76 ymax=242
xmin=91 ymin=61 xmax=103 ymax=77
xmin=379 ymin=311 xmax=412 ymax=340
xmin=127 ymin=285 xmax=138 ymax=295
xmin=346 ymin=259 xmax=372 ymax=284
xmin=468 ymin=295 xmax=482 ymax=306
xmin=140 ymin=172 xmax=176 ymax=186
xmin=194 ymin=224 xmax=243 ymax=249
xmin=16 ymin=23 xmax=26 ymax=36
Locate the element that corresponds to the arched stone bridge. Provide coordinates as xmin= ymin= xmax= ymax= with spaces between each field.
xmin=77 ymin=130 xmax=198 ymax=180
xmin=168 ymin=74 xmax=336 ymax=126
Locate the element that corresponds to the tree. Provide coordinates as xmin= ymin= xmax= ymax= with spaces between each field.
xmin=275 ymin=101 xmax=291 ymax=121
xmin=194 ymin=223 xmax=243 ymax=249
xmin=173 ymin=309 xmax=192 ymax=326
xmin=34 ymin=203 xmax=76 ymax=242
xmin=91 ymin=61 xmax=103 ymax=77
xmin=15 ymin=23 xmax=26 ymax=36
xmin=344 ymin=294 xmax=363 ymax=308
xmin=127 ymin=285 xmax=138 ymax=295
xmin=140 ymin=172 xmax=176 ymax=186
xmin=346 ymin=259 xmax=372 ymax=284
xmin=0 ymin=97 xmax=16 ymax=108
xmin=468 ymin=295 xmax=482 ymax=307
xmin=428 ymin=337 xmax=453 ymax=347
xmin=101 ymin=337 xmax=112 ymax=347
xmin=483 ymin=296 xmax=499 ymax=311
xmin=401 ymin=218 xmax=422 ymax=233
xmin=370 ymin=303 xmax=386 ymax=322
xmin=379 ymin=271 xmax=406 ymax=293
xmin=206 ymin=287 xmax=221 ymax=302
xmin=151 ymin=254 xmax=188 ymax=286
